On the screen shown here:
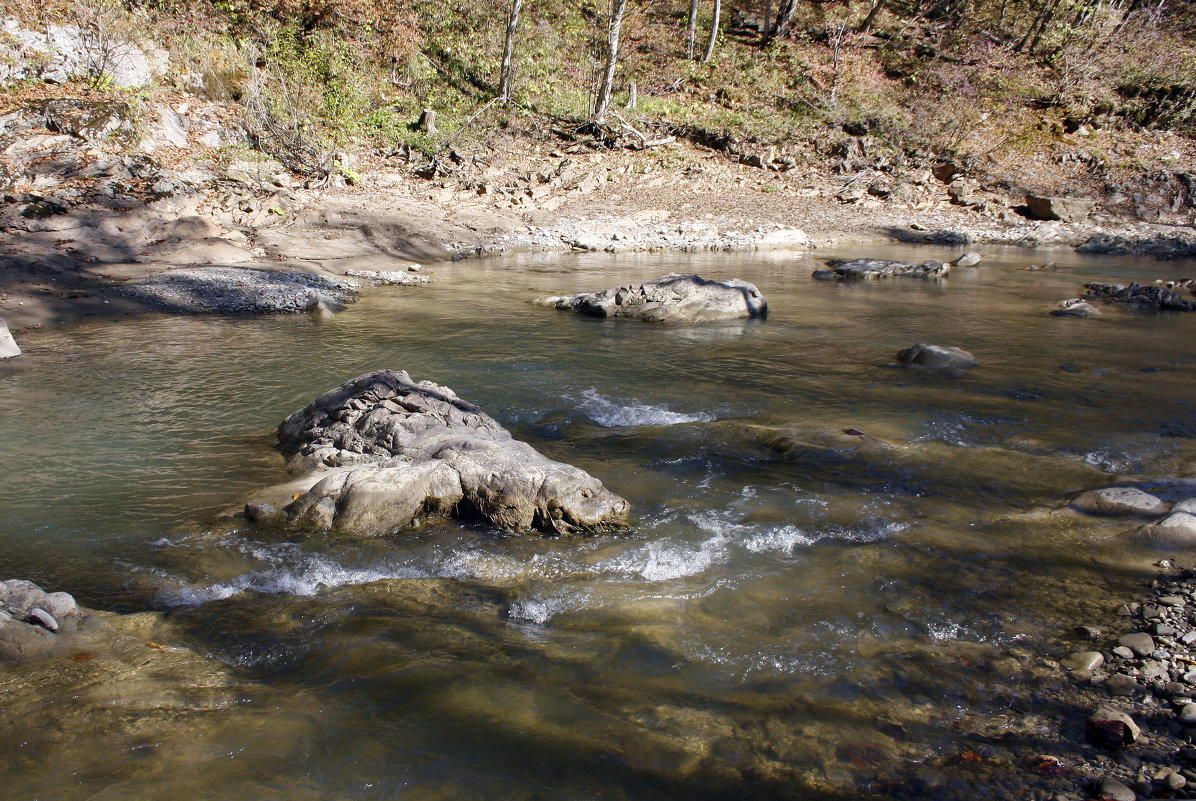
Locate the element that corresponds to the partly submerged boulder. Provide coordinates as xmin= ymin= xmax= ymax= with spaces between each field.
xmin=1050 ymin=298 xmax=1101 ymax=318
xmin=276 ymin=370 xmax=630 ymax=535
xmin=813 ymin=258 xmax=950 ymax=281
xmin=895 ymin=343 xmax=976 ymax=371
xmin=1084 ymin=282 xmax=1195 ymax=311
xmin=535 ymin=274 xmax=766 ymax=322
xmin=1070 ymin=486 xmax=1169 ymax=518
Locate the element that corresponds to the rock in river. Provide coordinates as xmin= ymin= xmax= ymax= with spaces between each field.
xmin=1050 ymin=297 xmax=1100 ymax=318
xmin=535 ymin=274 xmax=767 ymax=322
xmin=276 ymin=370 xmax=630 ymax=535
xmin=1070 ymin=486 xmax=1169 ymax=518
xmin=1086 ymin=704 xmax=1141 ymax=749
xmin=895 ymin=343 xmax=977 ymax=371
xmin=813 ymin=258 xmax=949 ymax=281
xmin=1084 ymin=282 xmax=1195 ymax=311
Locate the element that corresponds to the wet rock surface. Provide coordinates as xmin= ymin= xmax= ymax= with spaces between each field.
xmin=1051 ymin=297 xmax=1101 ymax=318
xmin=535 ymin=273 xmax=767 ymax=322
xmin=895 ymin=343 xmax=977 ymax=371
xmin=1084 ymin=282 xmax=1196 ymax=311
xmin=275 ymin=370 xmax=631 ymax=535
xmin=122 ymin=267 xmax=357 ymax=314
xmin=813 ymin=257 xmax=950 ymax=281
xmin=1060 ymin=566 xmax=1196 ymax=801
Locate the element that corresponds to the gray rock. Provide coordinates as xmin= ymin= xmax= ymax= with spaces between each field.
xmin=1050 ymin=297 xmax=1101 ymax=318
xmin=1181 ymin=704 xmax=1196 ymax=726
xmin=1112 ymin=645 xmax=1135 ymax=659
xmin=0 ymin=21 xmax=165 ymax=89
xmin=816 ymin=258 xmax=950 ymax=281
xmin=0 ymin=579 xmax=77 ymax=620
xmin=244 ymin=503 xmax=284 ymax=524
xmin=275 ymin=370 xmax=630 ymax=535
xmin=1088 ymin=705 xmax=1141 ymax=748
xmin=1132 ymin=512 xmax=1196 ymax=549
xmin=1098 ymin=776 xmax=1136 ymax=801
xmin=1085 ymin=282 xmax=1195 ymax=312
xmin=1026 ymin=194 xmax=1095 ymax=222
xmin=1120 ymin=632 xmax=1157 ymax=656
xmin=951 ymin=252 xmax=982 ymax=268
xmin=26 ymin=607 xmax=58 ymax=632
xmin=1063 ymin=651 xmax=1105 ymax=671
xmin=536 ymin=274 xmax=767 ymax=323
xmin=140 ymin=107 xmax=190 ymax=152
xmin=122 ymin=268 xmax=357 ymax=315
xmin=1071 ymin=487 xmax=1169 ymax=518
xmin=0 ymin=318 xmax=20 ymax=359
xmin=1105 ymin=674 xmax=1141 ymax=696
xmin=895 ymin=343 xmax=977 ymax=371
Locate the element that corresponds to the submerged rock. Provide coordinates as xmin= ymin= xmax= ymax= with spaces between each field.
xmin=276 ymin=370 xmax=630 ymax=535
xmin=535 ymin=274 xmax=767 ymax=322
xmin=1070 ymin=487 xmax=1168 ymax=518
xmin=895 ymin=343 xmax=976 ymax=371
xmin=1050 ymin=297 xmax=1101 ymax=318
xmin=0 ymin=317 xmax=19 ymax=358
xmin=1084 ymin=282 xmax=1195 ymax=311
xmin=814 ymin=258 xmax=949 ymax=281
xmin=122 ymin=267 xmax=357 ymax=314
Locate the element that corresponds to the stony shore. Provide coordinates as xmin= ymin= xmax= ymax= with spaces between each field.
xmin=4 ymin=92 xmax=1196 ymax=336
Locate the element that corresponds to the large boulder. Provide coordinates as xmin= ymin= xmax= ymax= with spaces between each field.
xmin=1026 ymin=194 xmax=1095 ymax=222
xmin=1132 ymin=499 xmax=1196 ymax=548
xmin=1070 ymin=486 xmax=1168 ymax=518
xmin=1084 ymin=282 xmax=1195 ymax=311
xmin=276 ymin=370 xmax=630 ymax=535
xmin=813 ymin=258 xmax=949 ymax=281
xmin=895 ymin=343 xmax=976 ymax=371
xmin=535 ymin=274 xmax=766 ymax=322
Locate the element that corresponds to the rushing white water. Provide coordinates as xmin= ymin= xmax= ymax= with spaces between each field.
xmin=575 ymin=387 xmax=715 ymax=427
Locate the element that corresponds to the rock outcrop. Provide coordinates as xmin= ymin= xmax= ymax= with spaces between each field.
xmin=275 ymin=370 xmax=630 ymax=535
xmin=895 ymin=343 xmax=977 ymax=371
xmin=1026 ymin=194 xmax=1095 ymax=223
xmin=813 ymin=258 xmax=949 ymax=281
xmin=535 ymin=273 xmax=767 ymax=322
xmin=1084 ymin=282 xmax=1196 ymax=311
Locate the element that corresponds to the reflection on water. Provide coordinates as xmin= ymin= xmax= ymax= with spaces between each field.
xmin=1 ymin=244 xmax=1195 ymax=799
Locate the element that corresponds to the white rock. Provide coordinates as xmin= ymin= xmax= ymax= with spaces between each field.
xmin=0 ymin=318 xmax=20 ymax=359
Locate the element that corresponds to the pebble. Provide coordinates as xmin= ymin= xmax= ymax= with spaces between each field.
xmin=1113 ymin=646 xmax=1136 ymax=659
xmin=1180 ymin=704 xmax=1196 ymax=726
xmin=1062 ymin=651 xmax=1105 ymax=671
xmin=1181 ymin=631 xmax=1196 ymax=645
xmin=1106 ymin=674 xmax=1142 ymax=696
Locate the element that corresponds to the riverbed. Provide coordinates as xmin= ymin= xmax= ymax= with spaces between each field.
xmin=1 ymin=244 xmax=1194 ymax=799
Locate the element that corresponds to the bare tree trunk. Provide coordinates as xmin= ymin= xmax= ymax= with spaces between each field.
xmin=594 ymin=0 xmax=629 ymax=123
xmin=702 ymin=0 xmax=722 ymax=62
xmin=685 ymin=0 xmax=700 ymax=58
xmin=763 ymin=0 xmax=773 ymax=43
xmin=498 ymin=0 xmax=524 ymax=99
xmin=858 ymin=0 xmax=886 ymax=31
xmin=774 ymin=0 xmax=799 ymax=39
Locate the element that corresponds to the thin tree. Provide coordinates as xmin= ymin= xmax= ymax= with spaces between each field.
xmin=498 ymin=0 xmax=525 ymax=99
xmin=594 ymin=0 xmax=630 ymax=123
xmin=702 ymin=0 xmax=722 ymax=62
xmin=685 ymin=0 xmax=700 ymax=58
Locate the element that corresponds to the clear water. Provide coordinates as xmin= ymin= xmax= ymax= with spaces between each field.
xmin=1 ymin=244 xmax=1195 ymax=800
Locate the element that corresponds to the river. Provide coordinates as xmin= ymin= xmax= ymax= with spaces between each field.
xmin=1 ymin=244 xmax=1194 ymax=799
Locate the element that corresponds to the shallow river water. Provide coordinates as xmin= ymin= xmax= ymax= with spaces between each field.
xmin=2 ymin=244 xmax=1195 ymax=800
